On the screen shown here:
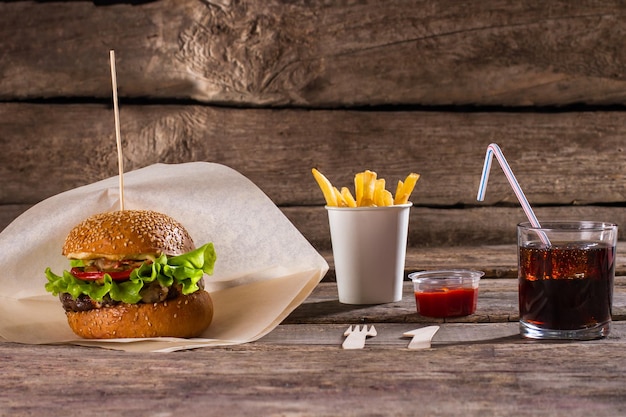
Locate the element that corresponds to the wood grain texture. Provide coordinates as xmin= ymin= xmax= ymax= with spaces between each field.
xmin=288 ymin=205 xmax=626 ymax=250
xmin=1 ymin=324 xmax=626 ymax=416
xmin=3 ymin=204 xmax=626 ymax=251
xmin=2 ymin=103 xmax=626 ymax=207
xmin=2 ymin=102 xmax=626 ymax=246
xmin=1 ymin=1 xmax=626 ymax=106
xmin=2 ymin=204 xmax=625 ymax=255
xmin=3 ymin=2 xmax=626 ymax=250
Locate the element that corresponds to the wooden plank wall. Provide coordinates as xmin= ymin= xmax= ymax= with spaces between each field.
xmin=2 ymin=0 xmax=626 ymax=252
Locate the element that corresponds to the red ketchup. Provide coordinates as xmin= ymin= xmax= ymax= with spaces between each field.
xmin=414 ymin=287 xmax=478 ymax=318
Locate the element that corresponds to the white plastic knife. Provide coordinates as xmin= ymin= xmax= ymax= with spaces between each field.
xmin=403 ymin=326 xmax=440 ymax=350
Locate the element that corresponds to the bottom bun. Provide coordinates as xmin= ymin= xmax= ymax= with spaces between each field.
xmin=66 ymin=290 xmax=214 ymax=339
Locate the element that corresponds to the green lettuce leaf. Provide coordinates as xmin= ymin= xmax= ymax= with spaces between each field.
xmin=45 ymin=243 xmax=216 ymax=304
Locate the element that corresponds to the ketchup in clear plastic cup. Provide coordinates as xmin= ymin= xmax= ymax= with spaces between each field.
xmin=409 ymin=270 xmax=484 ymax=318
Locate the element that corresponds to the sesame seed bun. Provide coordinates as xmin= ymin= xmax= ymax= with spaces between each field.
xmin=62 ymin=210 xmax=195 ymax=260
xmin=59 ymin=209 xmax=214 ymax=339
xmin=66 ymin=290 xmax=214 ymax=339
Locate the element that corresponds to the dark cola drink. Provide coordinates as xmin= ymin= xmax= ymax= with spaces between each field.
xmin=518 ymin=242 xmax=614 ymax=338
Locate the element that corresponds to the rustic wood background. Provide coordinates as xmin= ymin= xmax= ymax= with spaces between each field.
xmin=2 ymin=0 xmax=626 ymax=255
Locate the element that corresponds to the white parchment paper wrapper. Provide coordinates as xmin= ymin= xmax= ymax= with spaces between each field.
xmin=0 ymin=162 xmax=328 ymax=352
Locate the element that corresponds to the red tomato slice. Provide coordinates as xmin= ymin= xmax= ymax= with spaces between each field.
xmin=70 ymin=267 xmax=132 ymax=281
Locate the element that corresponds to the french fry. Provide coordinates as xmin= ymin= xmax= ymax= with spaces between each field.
xmin=381 ymin=189 xmax=394 ymax=206
xmin=356 ymin=170 xmax=377 ymax=206
xmin=394 ymin=180 xmax=404 ymax=203
xmin=311 ymin=168 xmax=338 ymax=206
xmin=354 ymin=172 xmax=364 ymax=206
xmin=374 ymin=178 xmax=387 ymax=206
xmin=341 ymin=187 xmax=357 ymax=207
xmin=394 ymin=173 xmax=420 ymax=204
xmin=333 ymin=186 xmax=347 ymax=207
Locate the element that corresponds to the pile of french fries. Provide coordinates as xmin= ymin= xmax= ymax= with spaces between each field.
xmin=312 ymin=168 xmax=419 ymax=207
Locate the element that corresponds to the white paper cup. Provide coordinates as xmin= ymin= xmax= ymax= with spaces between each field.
xmin=326 ymin=203 xmax=412 ymax=304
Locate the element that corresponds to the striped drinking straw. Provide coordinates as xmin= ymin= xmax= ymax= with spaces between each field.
xmin=477 ymin=143 xmax=551 ymax=246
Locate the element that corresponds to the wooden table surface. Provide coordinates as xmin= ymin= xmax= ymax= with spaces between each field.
xmin=2 ymin=245 xmax=626 ymax=416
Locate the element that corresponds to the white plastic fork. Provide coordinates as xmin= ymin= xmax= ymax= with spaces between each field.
xmin=342 ymin=325 xmax=377 ymax=350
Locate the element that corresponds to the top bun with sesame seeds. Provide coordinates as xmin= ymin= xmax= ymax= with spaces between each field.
xmin=44 ymin=210 xmax=217 ymax=339
xmin=62 ymin=210 xmax=196 ymax=260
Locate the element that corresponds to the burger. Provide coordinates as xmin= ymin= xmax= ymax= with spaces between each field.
xmin=44 ymin=210 xmax=216 ymax=339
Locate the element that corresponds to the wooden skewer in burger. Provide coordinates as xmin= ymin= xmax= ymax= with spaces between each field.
xmin=44 ymin=51 xmax=216 ymax=339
